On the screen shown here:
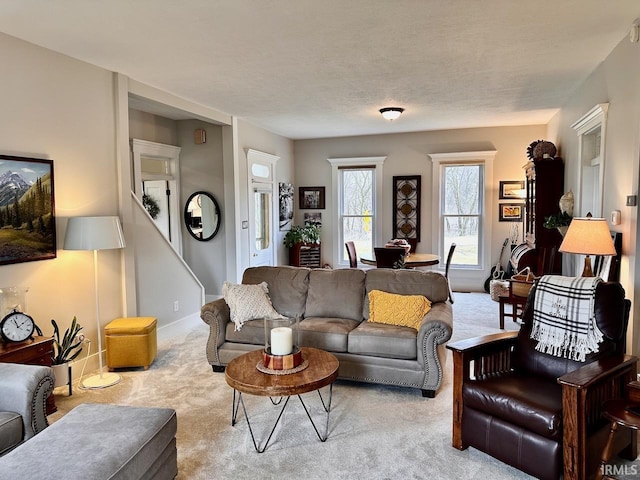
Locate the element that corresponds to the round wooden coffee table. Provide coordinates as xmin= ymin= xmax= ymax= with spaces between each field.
xmin=225 ymin=347 xmax=339 ymax=452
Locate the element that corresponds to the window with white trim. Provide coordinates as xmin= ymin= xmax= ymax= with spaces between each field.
xmin=441 ymin=163 xmax=483 ymax=267
xmin=340 ymin=167 xmax=374 ymax=262
xmin=328 ymin=156 xmax=385 ymax=267
xmin=430 ymin=151 xmax=495 ymax=271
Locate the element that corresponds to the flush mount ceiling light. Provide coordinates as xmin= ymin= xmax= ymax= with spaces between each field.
xmin=379 ymin=107 xmax=404 ymax=121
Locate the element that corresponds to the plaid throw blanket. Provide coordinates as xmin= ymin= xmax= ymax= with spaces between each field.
xmin=531 ymin=275 xmax=603 ymax=361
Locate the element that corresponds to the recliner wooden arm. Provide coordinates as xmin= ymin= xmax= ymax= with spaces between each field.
xmin=447 ymin=332 xmax=518 ymax=449
xmin=558 ymin=354 xmax=638 ymax=480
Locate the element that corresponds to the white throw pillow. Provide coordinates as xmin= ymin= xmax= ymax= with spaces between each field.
xmin=222 ymin=281 xmax=284 ymax=331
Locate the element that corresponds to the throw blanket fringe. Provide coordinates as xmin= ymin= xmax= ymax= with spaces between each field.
xmin=531 ymin=275 xmax=603 ymax=361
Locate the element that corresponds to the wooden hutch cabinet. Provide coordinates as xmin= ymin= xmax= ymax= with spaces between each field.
xmin=289 ymin=243 xmax=321 ymax=267
xmin=513 ymin=157 xmax=565 ymax=275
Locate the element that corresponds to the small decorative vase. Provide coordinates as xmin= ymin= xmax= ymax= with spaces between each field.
xmin=52 ymin=363 xmax=71 ymax=389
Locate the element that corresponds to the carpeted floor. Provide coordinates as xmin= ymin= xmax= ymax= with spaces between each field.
xmin=48 ymin=293 xmax=527 ymax=479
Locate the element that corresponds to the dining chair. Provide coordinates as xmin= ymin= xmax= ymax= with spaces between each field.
xmin=445 ymin=243 xmax=456 ymax=302
xmin=405 ymin=238 xmax=418 ymax=253
xmin=345 ymin=241 xmax=358 ymax=268
xmin=374 ymin=247 xmax=406 ymax=268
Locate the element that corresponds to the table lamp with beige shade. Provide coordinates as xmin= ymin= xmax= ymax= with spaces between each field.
xmin=558 ymin=214 xmax=616 ymax=277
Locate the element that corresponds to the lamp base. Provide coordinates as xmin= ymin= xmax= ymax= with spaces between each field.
xmin=582 ymin=255 xmax=594 ymax=277
xmin=81 ymin=371 xmax=121 ymax=389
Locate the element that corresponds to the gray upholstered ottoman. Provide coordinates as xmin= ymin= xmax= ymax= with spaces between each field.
xmin=0 ymin=403 xmax=177 ymax=480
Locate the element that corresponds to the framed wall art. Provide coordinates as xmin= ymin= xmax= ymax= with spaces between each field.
xmin=499 ymin=203 xmax=524 ymax=222
xmin=499 ymin=180 xmax=525 ymax=199
xmin=304 ymin=212 xmax=322 ymax=227
xmin=278 ymin=182 xmax=294 ymax=231
xmin=392 ymin=175 xmax=421 ymax=241
xmin=299 ymin=186 xmax=325 ymax=210
xmin=0 ymin=155 xmax=56 ymax=265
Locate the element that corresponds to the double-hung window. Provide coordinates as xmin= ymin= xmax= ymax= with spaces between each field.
xmin=430 ymin=151 xmax=495 ymax=271
xmin=328 ymin=157 xmax=385 ymax=267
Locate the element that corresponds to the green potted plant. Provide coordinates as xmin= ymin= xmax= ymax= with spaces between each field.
xmin=283 ymin=224 xmax=320 ymax=248
xmin=51 ymin=317 xmax=84 ymax=388
xmin=284 ymin=224 xmax=321 ymax=266
xmin=543 ymin=211 xmax=572 ymax=236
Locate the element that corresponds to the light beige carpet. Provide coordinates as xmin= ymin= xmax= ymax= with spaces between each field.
xmin=49 ymin=293 xmax=529 ymax=479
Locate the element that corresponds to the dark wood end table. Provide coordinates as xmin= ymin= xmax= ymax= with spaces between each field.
xmin=596 ymin=399 xmax=640 ymax=480
xmin=498 ymin=294 xmax=526 ymax=329
xmin=225 ymin=347 xmax=339 ymax=452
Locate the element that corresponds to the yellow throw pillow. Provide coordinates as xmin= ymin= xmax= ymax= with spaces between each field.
xmin=368 ymin=290 xmax=432 ymax=330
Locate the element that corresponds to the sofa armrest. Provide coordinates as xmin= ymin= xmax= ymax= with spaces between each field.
xmin=415 ymin=302 xmax=453 ymax=395
xmin=200 ymin=298 xmax=230 ymax=365
xmin=558 ymin=354 xmax=638 ymax=480
xmin=0 ymin=363 xmax=54 ymax=440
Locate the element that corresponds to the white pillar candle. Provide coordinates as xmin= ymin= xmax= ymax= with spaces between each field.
xmin=270 ymin=327 xmax=293 ymax=355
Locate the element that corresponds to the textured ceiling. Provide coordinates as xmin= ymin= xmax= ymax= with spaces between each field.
xmin=0 ymin=1 xmax=639 ymax=139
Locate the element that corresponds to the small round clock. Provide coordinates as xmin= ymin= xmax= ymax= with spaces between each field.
xmin=0 ymin=310 xmax=35 ymax=343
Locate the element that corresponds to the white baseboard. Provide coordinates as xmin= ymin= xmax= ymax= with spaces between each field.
xmin=157 ymin=312 xmax=205 ymax=344
xmin=61 ymin=312 xmax=206 ymax=387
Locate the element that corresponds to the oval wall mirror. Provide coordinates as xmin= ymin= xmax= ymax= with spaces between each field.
xmin=184 ymin=191 xmax=221 ymax=241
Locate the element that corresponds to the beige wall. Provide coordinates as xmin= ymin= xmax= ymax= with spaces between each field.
xmin=0 ymin=33 xmax=123 ymax=355
xmin=547 ymin=35 xmax=640 ymax=354
xmin=178 ymin=120 xmax=226 ymax=295
xmin=294 ymin=125 xmax=546 ymax=291
xmin=129 ymin=109 xmax=178 ymax=146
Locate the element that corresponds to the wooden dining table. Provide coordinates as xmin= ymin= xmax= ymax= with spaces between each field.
xmin=360 ymin=252 xmax=440 ymax=267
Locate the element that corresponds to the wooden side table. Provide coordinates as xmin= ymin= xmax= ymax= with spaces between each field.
xmin=225 ymin=347 xmax=339 ymax=452
xmin=0 ymin=336 xmax=57 ymax=414
xmin=498 ymin=294 xmax=526 ymax=329
xmin=596 ymin=399 xmax=640 ymax=480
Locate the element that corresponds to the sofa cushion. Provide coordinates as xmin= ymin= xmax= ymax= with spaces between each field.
xmin=463 ymin=372 xmax=563 ymax=440
xmin=364 ymin=269 xmax=449 ymax=319
xmin=305 ymin=269 xmax=365 ymax=321
xmin=348 ymin=322 xmax=417 ymax=359
xmin=299 ymin=317 xmax=360 ymax=353
xmin=222 ymin=281 xmax=284 ymax=330
xmin=0 ymin=411 xmax=22 ymax=456
xmin=242 ymin=266 xmax=310 ymax=318
xmin=225 ymin=319 xmax=265 ymax=345
xmin=368 ymin=290 xmax=431 ymax=330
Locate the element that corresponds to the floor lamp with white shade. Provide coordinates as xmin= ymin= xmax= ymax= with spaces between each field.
xmin=64 ymin=216 xmax=126 ymax=389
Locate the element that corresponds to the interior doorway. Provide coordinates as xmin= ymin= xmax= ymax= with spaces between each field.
xmin=143 ymin=180 xmax=171 ymax=240
xmin=131 ymin=139 xmax=182 ymax=255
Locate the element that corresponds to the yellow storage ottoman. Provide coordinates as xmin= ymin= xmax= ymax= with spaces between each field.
xmin=105 ymin=317 xmax=157 ymax=370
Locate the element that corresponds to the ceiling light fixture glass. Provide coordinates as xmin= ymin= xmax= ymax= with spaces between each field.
xmin=379 ymin=107 xmax=404 ymax=121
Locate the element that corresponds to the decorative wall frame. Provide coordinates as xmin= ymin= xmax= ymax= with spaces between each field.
xmin=499 ymin=203 xmax=524 ymax=222
xmin=499 ymin=180 xmax=525 ymax=199
xmin=0 ymin=155 xmax=56 ymax=265
xmin=299 ymin=186 xmax=325 ymax=210
xmin=392 ymin=175 xmax=421 ymax=241
xmin=278 ymin=182 xmax=294 ymax=231
xmin=304 ymin=212 xmax=322 ymax=227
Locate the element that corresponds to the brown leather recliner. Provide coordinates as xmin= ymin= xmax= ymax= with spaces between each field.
xmin=448 ymin=281 xmax=638 ymax=480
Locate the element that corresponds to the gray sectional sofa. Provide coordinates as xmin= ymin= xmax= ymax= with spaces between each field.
xmin=201 ymin=266 xmax=453 ymax=397
xmin=0 ymin=362 xmax=177 ymax=480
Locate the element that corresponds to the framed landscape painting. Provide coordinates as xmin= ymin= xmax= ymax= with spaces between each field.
xmin=499 ymin=180 xmax=525 ymax=199
xmin=0 ymin=155 xmax=56 ymax=265
xmin=499 ymin=203 xmax=524 ymax=222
